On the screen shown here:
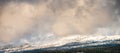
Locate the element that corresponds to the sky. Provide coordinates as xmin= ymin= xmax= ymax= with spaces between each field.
xmin=0 ymin=0 xmax=120 ymax=43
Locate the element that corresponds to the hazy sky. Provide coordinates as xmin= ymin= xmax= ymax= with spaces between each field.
xmin=0 ymin=0 xmax=120 ymax=42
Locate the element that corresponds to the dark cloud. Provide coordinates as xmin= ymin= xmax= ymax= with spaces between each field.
xmin=0 ymin=0 xmax=10 ymax=5
xmin=47 ymin=0 xmax=77 ymax=14
xmin=13 ymin=0 xmax=48 ymax=4
xmin=0 ymin=0 xmax=48 ymax=5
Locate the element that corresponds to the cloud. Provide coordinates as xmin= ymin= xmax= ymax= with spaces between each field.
xmin=0 ymin=0 xmax=47 ymax=42
xmin=0 ymin=0 xmax=120 ymax=42
xmin=51 ymin=0 xmax=114 ymax=35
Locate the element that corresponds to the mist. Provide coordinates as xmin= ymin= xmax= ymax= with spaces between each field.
xmin=0 ymin=0 xmax=120 ymax=42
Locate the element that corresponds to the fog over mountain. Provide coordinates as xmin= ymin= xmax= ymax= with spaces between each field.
xmin=0 ymin=0 xmax=120 ymax=51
